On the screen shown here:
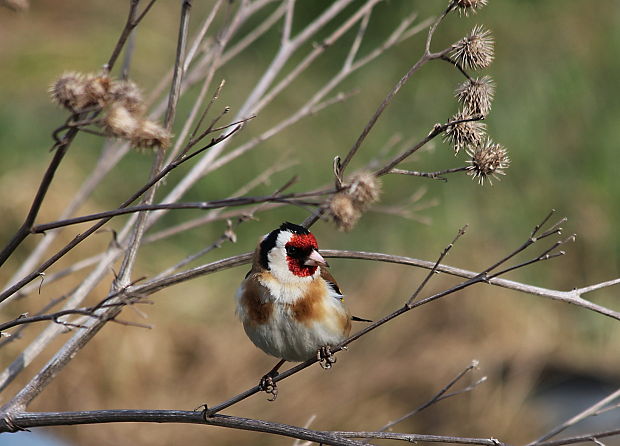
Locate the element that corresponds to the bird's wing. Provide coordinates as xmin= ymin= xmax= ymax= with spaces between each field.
xmin=321 ymin=268 xmax=372 ymax=322
xmin=320 ymin=267 xmax=343 ymax=297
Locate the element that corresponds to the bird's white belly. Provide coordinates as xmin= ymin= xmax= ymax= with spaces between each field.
xmin=243 ymin=306 xmax=346 ymax=362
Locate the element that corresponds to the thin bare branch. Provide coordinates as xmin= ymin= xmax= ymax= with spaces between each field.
xmin=0 ymin=126 xmax=243 ymax=304
xmin=378 ymin=360 xmax=483 ymax=432
xmin=375 ymin=114 xmax=484 ymax=177
xmin=32 ymin=190 xmax=331 ymax=233
xmin=535 ymin=430 xmax=620 ymax=446
xmin=407 ymin=225 xmax=468 ymax=306
xmin=0 ymin=411 xmax=364 ymax=446
xmin=529 ymin=388 xmax=620 ymax=446
xmin=338 ymin=3 xmax=452 ymax=175
xmin=389 ymin=167 xmax=468 ymax=181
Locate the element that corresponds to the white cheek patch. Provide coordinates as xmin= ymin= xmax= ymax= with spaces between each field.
xmin=267 ymin=231 xmax=293 ymax=282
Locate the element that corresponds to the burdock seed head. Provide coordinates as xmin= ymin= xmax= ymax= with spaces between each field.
xmin=347 ymin=171 xmax=381 ymax=211
xmin=131 ymin=119 xmax=172 ymax=150
xmin=451 ymin=25 xmax=494 ymax=70
xmin=83 ymin=74 xmax=112 ymax=108
xmin=466 ymin=138 xmax=510 ymax=185
xmin=443 ymin=109 xmax=486 ymax=153
xmin=103 ymin=103 xmax=140 ymax=139
xmin=109 ymin=79 xmax=144 ymax=114
xmin=454 ymin=0 xmax=488 ymax=16
xmin=49 ymin=72 xmax=90 ymax=112
xmin=455 ymin=75 xmax=495 ymax=116
xmin=329 ymin=193 xmax=361 ymax=232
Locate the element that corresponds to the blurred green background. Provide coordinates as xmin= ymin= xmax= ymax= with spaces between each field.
xmin=0 ymin=1 xmax=619 ymax=445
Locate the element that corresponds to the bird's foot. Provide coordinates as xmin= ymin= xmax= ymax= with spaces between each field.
xmin=317 ymin=345 xmax=337 ymax=370
xmin=259 ymin=371 xmax=279 ymax=401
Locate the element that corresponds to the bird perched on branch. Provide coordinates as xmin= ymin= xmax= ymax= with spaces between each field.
xmin=236 ymin=222 xmax=369 ymax=400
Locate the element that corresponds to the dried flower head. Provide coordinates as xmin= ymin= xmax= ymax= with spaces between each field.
xmin=455 ymin=75 xmax=495 ymax=116
xmin=109 ymin=80 xmax=144 ymax=114
xmin=347 ymin=171 xmax=381 ymax=210
xmin=454 ymin=0 xmax=488 ymax=16
xmin=329 ymin=193 xmax=361 ymax=232
xmin=466 ymin=138 xmax=510 ymax=185
xmin=49 ymin=72 xmax=90 ymax=112
xmin=131 ymin=119 xmax=171 ymax=150
xmin=451 ymin=25 xmax=494 ymax=70
xmin=83 ymin=74 xmax=112 ymax=108
xmin=103 ymin=103 xmax=139 ymax=139
xmin=443 ymin=110 xmax=486 ymax=153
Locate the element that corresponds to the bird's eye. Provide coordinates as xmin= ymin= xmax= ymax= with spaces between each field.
xmin=286 ymin=246 xmax=301 ymax=257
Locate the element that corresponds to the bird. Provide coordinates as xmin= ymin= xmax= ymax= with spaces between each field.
xmin=235 ymin=222 xmax=369 ymax=400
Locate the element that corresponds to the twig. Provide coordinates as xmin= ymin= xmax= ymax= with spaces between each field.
xmin=0 ymin=143 xmax=71 ymax=268
xmin=528 ymin=388 xmax=620 ymax=445
xmin=338 ymin=1 xmax=453 ymax=176
xmin=407 ymin=225 xmax=468 ymax=305
xmin=535 ymin=429 xmax=620 ymax=446
xmin=378 ymin=360 xmax=484 ymax=432
xmin=0 ymin=411 xmax=364 ymax=446
xmin=375 ymin=115 xmax=483 ymax=177
xmin=105 ymin=0 xmax=158 ymax=71
xmin=389 ymin=167 xmax=469 ymax=181
xmin=164 ymin=0 xmax=192 ymax=130
xmin=32 ymin=189 xmax=332 ymax=233
xmin=336 ymin=431 xmax=504 ymax=445
xmin=0 ymin=409 xmax=514 ymax=445
xmin=0 ymin=126 xmax=244 ymax=304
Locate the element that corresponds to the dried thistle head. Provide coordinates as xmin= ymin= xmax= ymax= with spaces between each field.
xmin=131 ymin=119 xmax=171 ymax=150
xmin=329 ymin=193 xmax=361 ymax=232
xmin=451 ymin=25 xmax=494 ymax=70
xmin=455 ymin=75 xmax=495 ymax=116
xmin=103 ymin=103 xmax=139 ymax=139
xmin=83 ymin=74 xmax=112 ymax=108
xmin=109 ymin=80 xmax=144 ymax=114
xmin=454 ymin=0 xmax=488 ymax=16
xmin=443 ymin=110 xmax=486 ymax=153
xmin=466 ymin=138 xmax=510 ymax=185
xmin=49 ymin=72 xmax=90 ymax=112
xmin=347 ymin=171 xmax=381 ymax=210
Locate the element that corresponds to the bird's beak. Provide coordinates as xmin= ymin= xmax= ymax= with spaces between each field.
xmin=304 ymin=249 xmax=329 ymax=268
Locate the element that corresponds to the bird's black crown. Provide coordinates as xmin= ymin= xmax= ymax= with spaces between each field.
xmin=259 ymin=222 xmax=310 ymax=269
xmin=279 ymin=221 xmax=309 ymax=235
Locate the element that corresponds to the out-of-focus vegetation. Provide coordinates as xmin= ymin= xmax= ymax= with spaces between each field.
xmin=0 ymin=1 xmax=618 ymax=445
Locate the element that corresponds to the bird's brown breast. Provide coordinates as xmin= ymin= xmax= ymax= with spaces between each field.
xmin=240 ymin=277 xmax=273 ymax=325
xmin=289 ymin=279 xmax=326 ymax=325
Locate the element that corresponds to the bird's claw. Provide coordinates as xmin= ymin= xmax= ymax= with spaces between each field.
xmin=259 ymin=371 xmax=279 ymax=401
xmin=317 ymin=345 xmax=337 ymax=369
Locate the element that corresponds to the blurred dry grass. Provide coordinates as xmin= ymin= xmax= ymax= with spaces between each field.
xmin=0 ymin=1 xmax=619 ymax=445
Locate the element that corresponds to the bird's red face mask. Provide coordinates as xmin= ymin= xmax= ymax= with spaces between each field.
xmin=284 ymin=233 xmax=327 ymax=277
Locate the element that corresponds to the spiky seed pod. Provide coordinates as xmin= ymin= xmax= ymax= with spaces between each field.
xmin=347 ymin=171 xmax=381 ymax=211
xmin=103 ymin=103 xmax=139 ymax=139
xmin=454 ymin=0 xmax=488 ymax=16
xmin=131 ymin=119 xmax=171 ymax=150
xmin=455 ymin=76 xmax=495 ymax=116
xmin=329 ymin=193 xmax=361 ymax=232
xmin=443 ymin=110 xmax=486 ymax=153
xmin=83 ymin=74 xmax=112 ymax=108
xmin=49 ymin=72 xmax=90 ymax=112
xmin=466 ymin=138 xmax=510 ymax=185
xmin=109 ymin=80 xmax=144 ymax=114
xmin=451 ymin=25 xmax=494 ymax=70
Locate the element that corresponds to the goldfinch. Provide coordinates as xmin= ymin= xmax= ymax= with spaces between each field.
xmin=236 ymin=222 xmax=368 ymax=399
